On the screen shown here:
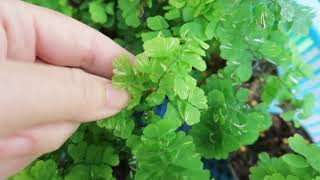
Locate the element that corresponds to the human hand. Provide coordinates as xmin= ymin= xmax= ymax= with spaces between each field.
xmin=0 ymin=1 xmax=131 ymax=178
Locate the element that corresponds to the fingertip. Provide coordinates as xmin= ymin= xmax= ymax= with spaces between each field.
xmin=0 ymin=156 xmax=35 ymax=179
xmin=24 ymin=1 xmax=134 ymax=78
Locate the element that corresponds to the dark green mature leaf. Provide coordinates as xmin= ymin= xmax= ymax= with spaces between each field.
xmin=132 ymin=119 xmax=210 ymax=180
xmin=68 ymin=142 xmax=119 ymax=166
xmin=65 ymin=164 xmax=115 ymax=180
xmin=190 ymin=75 xmax=271 ymax=159
xmin=10 ymin=160 xmax=61 ymax=180
xmin=30 ymin=160 xmax=60 ymax=180
xmin=65 ymin=165 xmax=90 ymax=180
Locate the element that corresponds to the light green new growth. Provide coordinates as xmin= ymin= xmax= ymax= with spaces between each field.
xmin=250 ymin=134 xmax=320 ymax=180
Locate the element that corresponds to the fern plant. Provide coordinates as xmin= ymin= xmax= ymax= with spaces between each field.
xmin=13 ymin=0 xmax=316 ymax=179
xmin=250 ymin=134 xmax=320 ymax=180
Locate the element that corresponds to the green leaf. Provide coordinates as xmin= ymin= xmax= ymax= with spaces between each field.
xmin=205 ymin=20 xmax=218 ymax=39
xmin=141 ymin=30 xmax=172 ymax=42
xmin=112 ymin=55 xmax=136 ymax=89
xmin=103 ymin=145 xmax=120 ymax=166
xmin=235 ymin=60 xmax=253 ymax=82
xmin=132 ymin=119 xmax=210 ymax=180
xmin=177 ymin=101 xmax=201 ymax=125
xmin=91 ymin=165 xmax=115 ymax=180
xmin=112 ymin=55 xmax=143 ymax=109
xmin=207 ymin=89 xmax=226 ymax=109
xmin=190 ymin=76 xmax=271 ymax=159
xmin=68 ymin=141 xmax=119 ymax=169
xmin=147 ymin=16 xmax=169 ymax=31
xmin=70 ymin=125 xmax=86 ymax=143
xmin=118 ymin=0 xmax=141 ymax=27
xmin=89 ymin=1 xmax=107 ymax=24
xmin=236 ymin=88 xmax=250 ymax=103
xmin=65 ymin=165 xmax=90 ymax=180
xmin=281 ymin=111 xmax=295 ymax=121
xmin=282 ymin=154 xmax=309 ymax=169
xmin=174 ymin=76 xmax=190 ymax=100
xmin=105 ymin=2 xmax=114 ymax=15
xmin=289 ymin=134 xmax=320 ymax=173
xmin=97 ymin=110 xmax=135 ymax=139
xmin=220 ymin=41 xmax=253 ymax=62
xmin=9 ymin=160 xmax=61 ymax=180
xmin=30 ymin=160 xmax=60 ymax=180
xmin=180 ymin=20 xmax=207 ymax=40
xmin=290 ymin=4 xmax=314 ymax=35
xmin=250 ymin=134 xmax=319 ymax=180
xmin=188 ymin=87 xmax=208 ymax=109
xmin=279 ymin=0 xmax=295 ymax=22
xmin=165 ymin=9 xmax=181 ymax=20
xmin=259 ymin=41 xmax=283 ymax=62
xmin=181 ymin=52 xmax=207 ymax=71
xmin=264 ymin=174 xmax=286 ymax=180
xmin=143 ymin=37 xmax=180 ymax=57
xmin=262 ymin=76 xmax=282 ymax=104
xmin=85 ymin=144 xmax=105 ymax=163
xmin=146 ymin=90 xmax=166 ymax=106
xmin=163 ymin=102 xmax=183 ymax=125
xmin=68 ymin=141 xmax=88 ymax=163
xmin=169 ymin=0 xmax=186 ymax=9
xmin=299 ymin=94 xmax=315 ymax=119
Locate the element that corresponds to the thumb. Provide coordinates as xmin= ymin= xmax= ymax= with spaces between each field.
xmin=0 ymin=61 xmax=129 ymax=137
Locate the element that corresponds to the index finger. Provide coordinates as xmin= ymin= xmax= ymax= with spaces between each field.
xmin=2 ymin=1 xmax=133 ymax=78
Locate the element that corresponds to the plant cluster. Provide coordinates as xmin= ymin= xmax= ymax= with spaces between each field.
xmin=250 ymin=134 xmax=320 ymax=180
xmin=13 ymin=0 xmax=316 ymax=179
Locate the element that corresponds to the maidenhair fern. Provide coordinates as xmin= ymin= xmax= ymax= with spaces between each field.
xmin=15 ymin=0 xmax=315 ymax=179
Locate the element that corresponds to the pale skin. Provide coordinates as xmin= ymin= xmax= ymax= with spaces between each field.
xmin=0 ymin=1 xmax=132 ymax=178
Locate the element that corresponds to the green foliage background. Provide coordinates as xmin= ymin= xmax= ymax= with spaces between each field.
xmin=13 ymin=0 xmax=316 ymax=179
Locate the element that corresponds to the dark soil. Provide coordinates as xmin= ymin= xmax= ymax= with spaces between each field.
xmin=206 ymin=54 xmax=227 ymax=75
xmin=228 ymin=115 xmax=313 ymax=180
xmin=113 ymin=159 xmax=131 ymax=180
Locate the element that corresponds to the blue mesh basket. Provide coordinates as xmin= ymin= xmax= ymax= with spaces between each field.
xmin=285 ymin=0 xmax=320 ymax=146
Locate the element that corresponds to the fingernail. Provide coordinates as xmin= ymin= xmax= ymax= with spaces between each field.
xmin=0 ymin=136 xmax=33 ymax=159
xmin=106 ymin=84 xmax=130 ymax=109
